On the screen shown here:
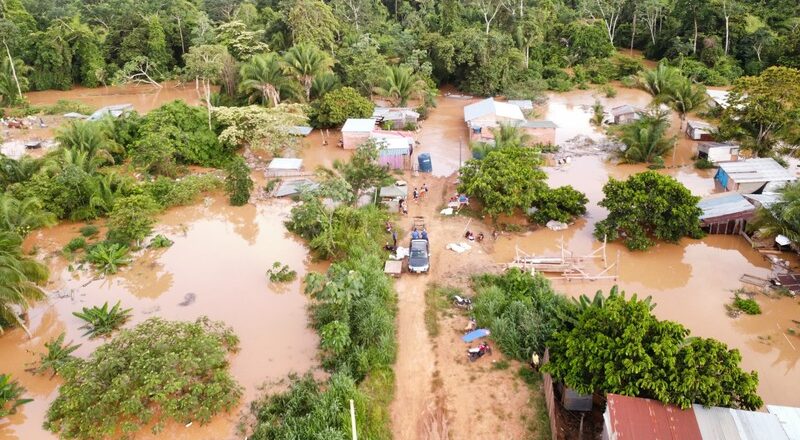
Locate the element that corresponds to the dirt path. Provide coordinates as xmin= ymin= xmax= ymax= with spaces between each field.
xmin=390 ymin=176 xmax=538 ymax=440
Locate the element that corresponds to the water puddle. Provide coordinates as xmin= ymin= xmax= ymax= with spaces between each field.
xmin=0 ymin=196 xmax=319 ymax=439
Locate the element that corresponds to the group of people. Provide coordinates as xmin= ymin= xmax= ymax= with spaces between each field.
xmin=411 ymin=227 xmax=429 ymax=240
xmin=412 ymin=183 xmax=429 ymax=203
xmin=464 ymin=230 xmax=484 ymax=242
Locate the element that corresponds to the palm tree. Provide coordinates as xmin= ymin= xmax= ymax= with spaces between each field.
xmin=55 ymin=121 xmax=118 ymax=169
xmin=88 ymin=173 xmax=126 ymax=216
xmin=0 ymin=231 xmax=48 ymax=337
xmin=750 ymin=181 xmax=800 ymax=245
xmin=615 ymin=109 xmax=676 ymax=164
xmin=373 ymin=66 xmax=427 ymax=107
xmin=590 ymin=100 xmax=605 ymax=126
xmin=0 ymin=156 xmax=42 ymax=187
xmin=491 ymin=124 xmax=532 ymax=148
xmin=666 ymin=79 xmax=708 ymax=129
xmin=239 ymin=53 xmax=294 ymax=107
xmin=636 ymin=62 xmax=681 ymax=102
xmin=0 ymin=57 xmax=30 ymax=106
xmin=311 ymin=72 xmax=340 ymax=100
xmin=284 ymin=44 xmax=333 ymax=101
xmin=0 ymin=194 xmax=56 ymax=237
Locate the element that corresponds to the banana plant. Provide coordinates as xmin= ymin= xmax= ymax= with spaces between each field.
xmin=85 ymin=243 xmax=130 ymax=274
xmin=27 ymin=332 xmax=81 ymax=378
xmin=0 ymin=374 xmax=32 ymax=417
xmin=73 ymin=301 xmax=132 ymax=338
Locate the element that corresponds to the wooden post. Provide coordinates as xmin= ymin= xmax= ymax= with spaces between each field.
xmin=3 ymin=40 xmax=22 ymax=100
xmin=350 ymin=399 xmax=358 ymax=440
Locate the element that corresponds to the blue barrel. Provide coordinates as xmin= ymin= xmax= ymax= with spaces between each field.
xmin=418 ymin=153 xmax=432 ymax=173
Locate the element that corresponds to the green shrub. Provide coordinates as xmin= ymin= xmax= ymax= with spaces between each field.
xmin=45 ymin=317 xmax=242 ymax=439
xmin=266 ymin=262 xmax=297 ymax=283
xmin=599 ymin=84 xmax=617 ymax=98
xmin=144 ymin=174 xmax=223 ymax=208
xmin=86 ymin=242 xmax=130 ymax=274
xmin=148 ymin=234 xmax=173 ymax=248
xmin=79 ymin=225 xmax=99 ymax=238
xmin=694 ymin=157 xmax=714 ymax=169
xmin=733 ymin=295 xmax=761 ymax=315
xmin=529 ymin=186 xmax=588 ymax=224
xmin=106 ymin=194 xmax=161 ymax=245
xmin=311 ymin=86 xmax=374 ymax=128
xmin=28 ymin=333 xmax=80 ymax=377
xmin=547 ymin=77 xmax=573 ymax=92
xmin=34 ymin=100 xmax=95 ymax=116
xmin=73 ymin=301 xmax=132 ymax=338
xmin=225 ymin=156 xmax=253 ymax=206
xmin=63 ymin=237 xmax=86 ymax=253
xmin=0 ymin=374 xmax=31 ymax=417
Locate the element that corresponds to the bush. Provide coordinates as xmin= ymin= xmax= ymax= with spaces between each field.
xmin=45 ymin=317 xmax=242 ymax=439
xmin=79 ymin=225 xmax=99 ymax=238
xmin=733 ymin=295 xmax=761 ymax=315
xmin=72 ymin=301 xmax=132 ymax=338
xmin=529 ymin=186 xmax=588 ymax=224
xmin=63 ymin=237 xmax=86 ymax=253
xmin=144 ymin=174 xmax=223 ymax=208
xmin=225 ymin=156 xmax=253 ymax=206
xmin=106 ymin=194 xmax=161 ymax=245
xmin=0 ymin=374 xmax=31 ymax=417
xmin=266 ymin=262 xmax=297 ymax=283
xmin=34 ymin=100 xmax=95 ymax=116
xmin=694 ymin=157 xmax=714 ymax=169
xmin=148 ymin=234 xmax=173 ymax=248
xmin=599 ymin=84 xmax=617 ymax=98
xmin=85 ymin=242 xmax=130 ymax=274
xmin=311 ymin=86 xmax=374 ymax=128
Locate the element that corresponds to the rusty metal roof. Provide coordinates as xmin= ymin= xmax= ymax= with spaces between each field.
xmin=605 ymin=394 xmax=703 ymax=439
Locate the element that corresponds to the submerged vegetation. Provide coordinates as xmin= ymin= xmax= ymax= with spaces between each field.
xmin=73 ymin=301 xmax=133 ymax=338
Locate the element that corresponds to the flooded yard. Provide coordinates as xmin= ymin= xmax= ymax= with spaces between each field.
xmin=0 ymin=196 xmax=319 ymax=440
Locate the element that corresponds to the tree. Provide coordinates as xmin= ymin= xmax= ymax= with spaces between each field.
xmin=594 ymin=171 xmax=704 ymax=250
xmin=330 ymin=0 xmax=386 ymax=33
xmin=0 ymin=55 xmax=29 ymax=106
xmin=491 ymin=124 xmax=532 ymax=148
xmin=286 ymin=0 xmax=338 ymax=50
xmin=45 ymin=317 xmax=242 ymax=439
xmin=636 ymin=62 xmax=681 ymax=101
xmin=225 ymin=156 xmax=253 ymax=206
xmin=284 ymin=43 xmax=333 ymax=101
xmin=113 ymin=56 xmax=163 ymax=88
xmin=469 ymin=0 xmax=505 ymax=34
xmin=544 ymin=288 xmax=763 ymax=410
xmin=640 ymin=0 xmax=674 ymax=45
xmin=666 ymin=78 xmax=707 ymax=128
xmin=373 ymin=65 xmax=426 ymax=107
xmin=0 ymin=194 xmax=56 ymax=237
xmin=529 ymin=186 xmax=589 ymax=224
xmin=333 ymin=140 xmax=392 ymax=200
xmin=239 ymin=53 xmax=294 ymax=107
xmin=214 ymin=104 xmax=309 ymax=156
xmin=106 ymin=194 xmax=161 ymax=246
xmin=336 ymin=34 xmax=387 ymax=95
xmin=214 ymin=20 xmax=269 ymax=60
xmin=614 ymin=108 xmax=676 ymax=164
xmin=0 ymin=231 xmax=48 ymax=337
xmin=579 ymin=0 xmax=626 ymax=44
xmin=54 ymin=120 xmax=119 ymax=170
xmin=749 ymin=180 xmax=800 ymax=245
xmin=311 ymin=86 xmax=374 ymax=127
xmin=458 ymin=145 xmax=547 ymax=221
xmin=720 ymin=67 xmax=800 ymax=157
xmin=183 ymin=44 xmax=228 ymax=129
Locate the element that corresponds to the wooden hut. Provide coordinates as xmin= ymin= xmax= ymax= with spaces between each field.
xmin=463 ymin=98 xmax=525 ymax=142
xmin=518 ymin=120 xmax=557 ymax=146
xmin=697 ymin=142 xmax=739 ymax=164
xmin=715 ymin=158 xmax=796 ymax=194
xmin=698 ymin=193 xmax=755 ymax=234
xmin=610 ymin=105 xmax=642 ymax=124
xmin=370 ymin=131 xmax=412 ymax=169
xmin=685 ymin=120 xmax=714 ymax=141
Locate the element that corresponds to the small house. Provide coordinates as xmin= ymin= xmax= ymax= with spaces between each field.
xmin=341 ymin=118 xmax=377 ymax=149
xmin=379 ymin=183 xmax=409 ymax=213
xmin=370 ymin=131 xmax=413 ymax=169
xmin=686 ymin=120 xmax=715 ymax=141
xmin=715 ymin=158 xmax=796 ymax=194
xmin=610 ymin=105 xmax=642 ymax=124
xmin=274 ymin=178 xmax=318 ymax=197
xmin=87 ymin=104 xmax=134 ymax=122
xmin=372 ymin=107 xmax=420 ymax=129
xmin=769 ymin=404 xmax=800 ymax=438
xmin=707 ymin=89 xmax=731 ymax=109
xmin=267 ymin=158 xmax=303 ymax=177
xmin=463 ymin=98 xmax=525 ymax=141
xmin=603 ymin=394 xmax=702 ymax=440
xmin=698 ymin=193 xmax=755 ymax=234
xmin=517 ymin=120 xmax=557 ymax=146
xmin=697 ymin=142 xmax=739 ymax=164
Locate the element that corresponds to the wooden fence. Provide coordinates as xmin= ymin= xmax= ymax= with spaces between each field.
xmin=542 ymin=349 xmax=559 ymax=440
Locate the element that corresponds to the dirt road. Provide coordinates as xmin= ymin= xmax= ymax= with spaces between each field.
xmin=390 ymin=177 xmax=538 ymax=440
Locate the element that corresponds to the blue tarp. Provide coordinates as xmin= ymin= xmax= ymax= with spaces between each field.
xmin=715 ymin=168 xmax=729 ymax=188
xmin=462 ymin=329 xmax=491 ymax=343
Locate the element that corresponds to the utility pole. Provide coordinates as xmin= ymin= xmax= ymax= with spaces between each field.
xmin=350 ymin=399 xmax=358 ymax=440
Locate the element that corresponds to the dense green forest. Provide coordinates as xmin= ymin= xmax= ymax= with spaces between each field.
xmin=2 ymin=0 xmax=800 ymax=103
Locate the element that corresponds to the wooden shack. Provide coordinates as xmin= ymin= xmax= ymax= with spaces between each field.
xmin=341 ymin=118 xmax=377 ymax=149
xmin=715 ymin=158 xmax=796 ymax=193
xmin=698 ymin=193 xmax=755 ymax=234
xmin=697 ymin=142 xmax=739 ymax=164
xmin=610 ymin=105 xmax=642 ymax=124
xmin=685 ymin=120 xmax=714 ymax=140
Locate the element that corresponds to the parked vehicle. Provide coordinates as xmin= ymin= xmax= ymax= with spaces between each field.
xmin=453 ymin=295 xmax=472 ymax=310
xmin=408 ymin=238 xmax=430 ymax=273
xmin=467 ymin=342 xmax=492 ymax=362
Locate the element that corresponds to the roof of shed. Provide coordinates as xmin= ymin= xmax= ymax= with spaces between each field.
xmin=698 ymin=142 xmax=738 ymax=152
xmin=379 ymin=185 xmax=408 ymax=198
xmin=508 ymin=99 xmax=534 ymax=110
xmin=693 ymin=405 xmax=789 ymax=440
xmin=286 ymin=125 xmax=313 ymax=136
xmin=267 ymin=158 xmax=303 ymax=170
xmin=687 ymin=120 xmax=714 ymax=130
xmin=518 ymin=120 xmax=558 ymax=129
xmin=769 ymin=405 xmax=800 ymax=439
xmin=342 ymin=118 xmax=377 ymax=132
xmin=698 ymin=193 xmax=755 ymax=221
xmin=372 ymin=107 xmax=420 ymax=119
xmin=610 ymin=104 xmax=641 ymax=117
xmin=718 ymin=158 xmax=796 ymax=184
xmin=463 ymin=98 xmax=525 ymax=122
xmin=707 ymin=90 xmax=731 ymax=107
xmin=274 ymin=178 xmax=318 ymax=197
xmin=605 ymin=394 xmax=702 ymax=440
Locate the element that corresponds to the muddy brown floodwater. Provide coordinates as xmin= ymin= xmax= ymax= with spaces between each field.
xmin=0 ymin=196 xmax=319 ymax=440
xmin=24 ymin=81 xmax=210 ymax=114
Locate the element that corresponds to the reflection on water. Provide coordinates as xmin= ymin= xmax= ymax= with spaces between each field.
xmin=0 ymin=196 xmax=318 ymax=440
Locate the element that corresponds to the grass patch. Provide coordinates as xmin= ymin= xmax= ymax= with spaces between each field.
xmin=492 ymin=359 xmax=510 ymax=370
xmin=358 ymin=367 xmax=394 ymax=440
xmin=425 ymin=284 xmax=460 ymax=338
xmin=732 ymin=295 xmax=762 ymax=315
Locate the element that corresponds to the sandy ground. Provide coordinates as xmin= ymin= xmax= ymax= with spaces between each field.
xmin=390 ymin=176 xmax=539 ymax=440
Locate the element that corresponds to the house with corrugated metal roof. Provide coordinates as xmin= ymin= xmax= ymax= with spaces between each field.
xmin=715 ymin=158 xmax=796 ymax=194
xmin=464 ymin=98 xmax=525 ymax=141
xmin=697 ymin=142 xmax=739 ymax=164
xmin=698 ymin=192 xmax=756 ymax=234
xmin=686 ymin=120 xmax=715 ymax=141
xmin=341 ymin=118 xmax=377 ymax=149
xmin=603 ymin=394 xmax=795 ymax=440
xmin=610 ymin=105 xmax=643 ymax=124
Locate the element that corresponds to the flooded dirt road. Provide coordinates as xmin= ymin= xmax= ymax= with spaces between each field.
xmin=0 ymin=196 xmax=318 ymax=440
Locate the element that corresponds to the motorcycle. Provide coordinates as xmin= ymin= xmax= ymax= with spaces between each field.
xmin=453 ymin=295 xmax=473 ymax=310
xmin=467 ymin=342 xmax=492 ymax=362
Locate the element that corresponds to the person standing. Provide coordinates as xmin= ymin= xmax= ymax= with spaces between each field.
xmin=413 ymin=187 xmax=419 ymax=202
xmin=392 ymin=229 xmax=398 ymax=247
